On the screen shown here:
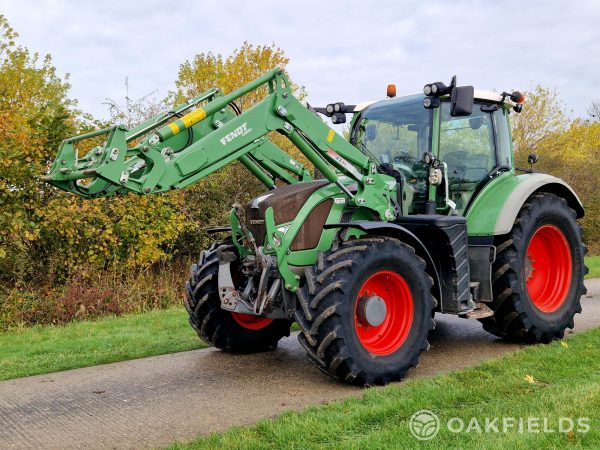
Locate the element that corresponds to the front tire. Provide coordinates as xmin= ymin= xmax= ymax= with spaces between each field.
xmin=480 ymin=193 xmax=587 ymax=343
xmin=185 ymin=241 xmax=292 ymax=353
xmin=295 ymin=237 xmax=436 ymax=386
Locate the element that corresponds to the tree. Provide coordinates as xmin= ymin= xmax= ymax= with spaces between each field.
xmin=0 ymin=15 xmax=187 ymax=288
xmin=587 ymin=100 xmax=600 ymax=122
xmin=510 ymin=85 xmax=569 ymax=162
xmin=103 ymin=77 xmax=168 ymax=129
xmin=0 ymin=14 xmax=76 ymax=283
xmin=171 ymin=42 xmax=304 ymax=110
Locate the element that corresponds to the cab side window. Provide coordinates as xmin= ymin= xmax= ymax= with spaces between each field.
xmin=439 ymin=102 xmax=496 ymax=211
xmin=494 ymin=107 xmax=512 ymax=167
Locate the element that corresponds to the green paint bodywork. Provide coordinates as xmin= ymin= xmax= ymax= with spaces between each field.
xmin=41 ymin=68 xmax=581 ymax=295
xmin=464 ymin=170 xmax=520 ymax=236
xmin=43 ymin=81 xmax=312 ymax=196
xmin=428 ymin=106 xmax=441 ymax=203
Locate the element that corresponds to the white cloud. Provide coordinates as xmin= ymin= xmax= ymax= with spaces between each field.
xmin=3 ymin=0 xmax=599 ymax=119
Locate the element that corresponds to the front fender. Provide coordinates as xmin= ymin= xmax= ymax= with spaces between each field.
xmin=323 ymin=221 xmax=442 ymax=305
xmin=466 ymin=172 xmax=584 ymax=237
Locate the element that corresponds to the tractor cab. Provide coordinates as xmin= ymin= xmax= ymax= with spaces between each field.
xmin=350 ymin=84 xmax=519 ymax=215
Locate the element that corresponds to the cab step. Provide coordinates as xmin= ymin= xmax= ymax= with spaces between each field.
xmin=463 ymin=302 xmax=494 ymax=320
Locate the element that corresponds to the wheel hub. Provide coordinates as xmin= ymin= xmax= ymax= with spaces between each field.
xmin=356 ymin=295 xmax=387 ymax=327
xmin=524 ymin=254 xmax=535 ymax=280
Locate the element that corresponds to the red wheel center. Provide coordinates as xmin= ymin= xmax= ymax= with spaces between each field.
xmin=231 ymin=312 xmax=273 ymax=330
xmin=525 ymin=224 xmax=572 ymax=313
xmin=354 ymin=270 xmax=414 ymax=356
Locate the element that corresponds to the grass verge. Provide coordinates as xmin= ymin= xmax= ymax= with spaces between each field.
xmin=586 ymin=255 xmax=600 ymax=279
xmin=0 ymin=307 xmax=206 ymax=381
xmin=172 ymin=327 xmax=600 ymax=449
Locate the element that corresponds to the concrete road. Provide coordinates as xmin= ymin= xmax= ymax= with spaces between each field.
xmin=1 ymin=279 xmax=599 ymax=450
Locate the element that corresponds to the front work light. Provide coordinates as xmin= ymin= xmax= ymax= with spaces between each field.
xmin=423 ymin=97 xmax=440 ymax=109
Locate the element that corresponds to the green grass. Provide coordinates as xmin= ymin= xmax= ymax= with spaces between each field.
xmin=586 ymin=255 xmax=600 ymax=279
xmin=172 ymin=327 xmax=600 ymax=449
xmin=0 ymin=307 xmax=206 ymax=381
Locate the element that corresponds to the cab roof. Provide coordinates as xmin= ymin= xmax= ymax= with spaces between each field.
xmin=354 ymin=89 xmax=515 ymax=113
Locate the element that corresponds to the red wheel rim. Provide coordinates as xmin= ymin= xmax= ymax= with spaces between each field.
xmin=231 ymin=312 xmax=273 ymax=330
xmin=354 ymin=270 xmax=414 ymax=356
xmin=525 ymin=225 xmax=572 ymax=313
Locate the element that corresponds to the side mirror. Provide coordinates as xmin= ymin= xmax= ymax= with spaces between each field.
xmin=528 ymin=153 xmax=539 ymax=165
xmin=451 ymin=86 xmax=474 ymax=117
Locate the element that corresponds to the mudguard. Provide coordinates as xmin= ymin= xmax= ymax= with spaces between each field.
xmin=466 ymin=172 xmax=584 ymax=237
xmin=324 ymin=221 xmax=441 ymax=303
xmin=325 ymin=218 xmax=473 ymax=313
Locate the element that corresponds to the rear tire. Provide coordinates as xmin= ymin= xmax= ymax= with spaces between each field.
xmin=295 ymin=236 xmax=436 ymax=386
xmin=480 ymin=193 xmax=587 ymax=343
xmin=185 ymin=241 xmax=292 ymax=353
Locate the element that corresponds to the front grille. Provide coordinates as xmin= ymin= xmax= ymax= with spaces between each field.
xmin=246 ymin=206 xmax=267 ymax=245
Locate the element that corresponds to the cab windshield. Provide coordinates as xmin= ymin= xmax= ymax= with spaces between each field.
xmin=352 ymin=94 xmax=432 ymax=173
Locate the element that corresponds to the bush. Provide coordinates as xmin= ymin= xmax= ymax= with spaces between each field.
xmin=517 ymin=120 xmax=600 ymax=254
xmin=0 ymin=262 xmax=186 ymax=330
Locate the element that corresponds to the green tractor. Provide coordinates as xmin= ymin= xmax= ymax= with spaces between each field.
xmin=42 ymin=69 xmax=587 ymax=385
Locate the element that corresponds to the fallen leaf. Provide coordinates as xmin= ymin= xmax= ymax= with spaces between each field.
xmin=561 ymin=341 xmax=568 ymax=348
xmin=525 ymin=374 xmax=535 ymax=384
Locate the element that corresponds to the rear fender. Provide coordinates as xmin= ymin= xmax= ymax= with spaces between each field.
xmin=466 ymin=172 xmax=584 ymax=236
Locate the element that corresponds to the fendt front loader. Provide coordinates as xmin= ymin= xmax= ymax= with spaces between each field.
xmin=42 ymin=69 xmax=587 ymax=385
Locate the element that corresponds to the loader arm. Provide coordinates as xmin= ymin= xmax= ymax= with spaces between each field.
xmin=42 ymin=86 xmax=311 ymax=196
xmin=42 ymin=69 xmax=397 ymax=221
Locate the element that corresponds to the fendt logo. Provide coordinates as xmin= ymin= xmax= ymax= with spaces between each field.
xmin=220 ymin=123 xmax=252 ymax=145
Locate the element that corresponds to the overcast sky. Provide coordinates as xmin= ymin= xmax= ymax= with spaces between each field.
xmin=3 ymin=0 xmax=599 ymax=120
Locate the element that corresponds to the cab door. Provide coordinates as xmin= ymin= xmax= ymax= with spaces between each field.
xmin=438 ymin=101 xmax=502 ymax=213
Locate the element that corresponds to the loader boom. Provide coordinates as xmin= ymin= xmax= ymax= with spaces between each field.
xmin=42 ymin=81 xmax=312 ymax=197
xmin=43 ymin=68 xmax=397 ymax=221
